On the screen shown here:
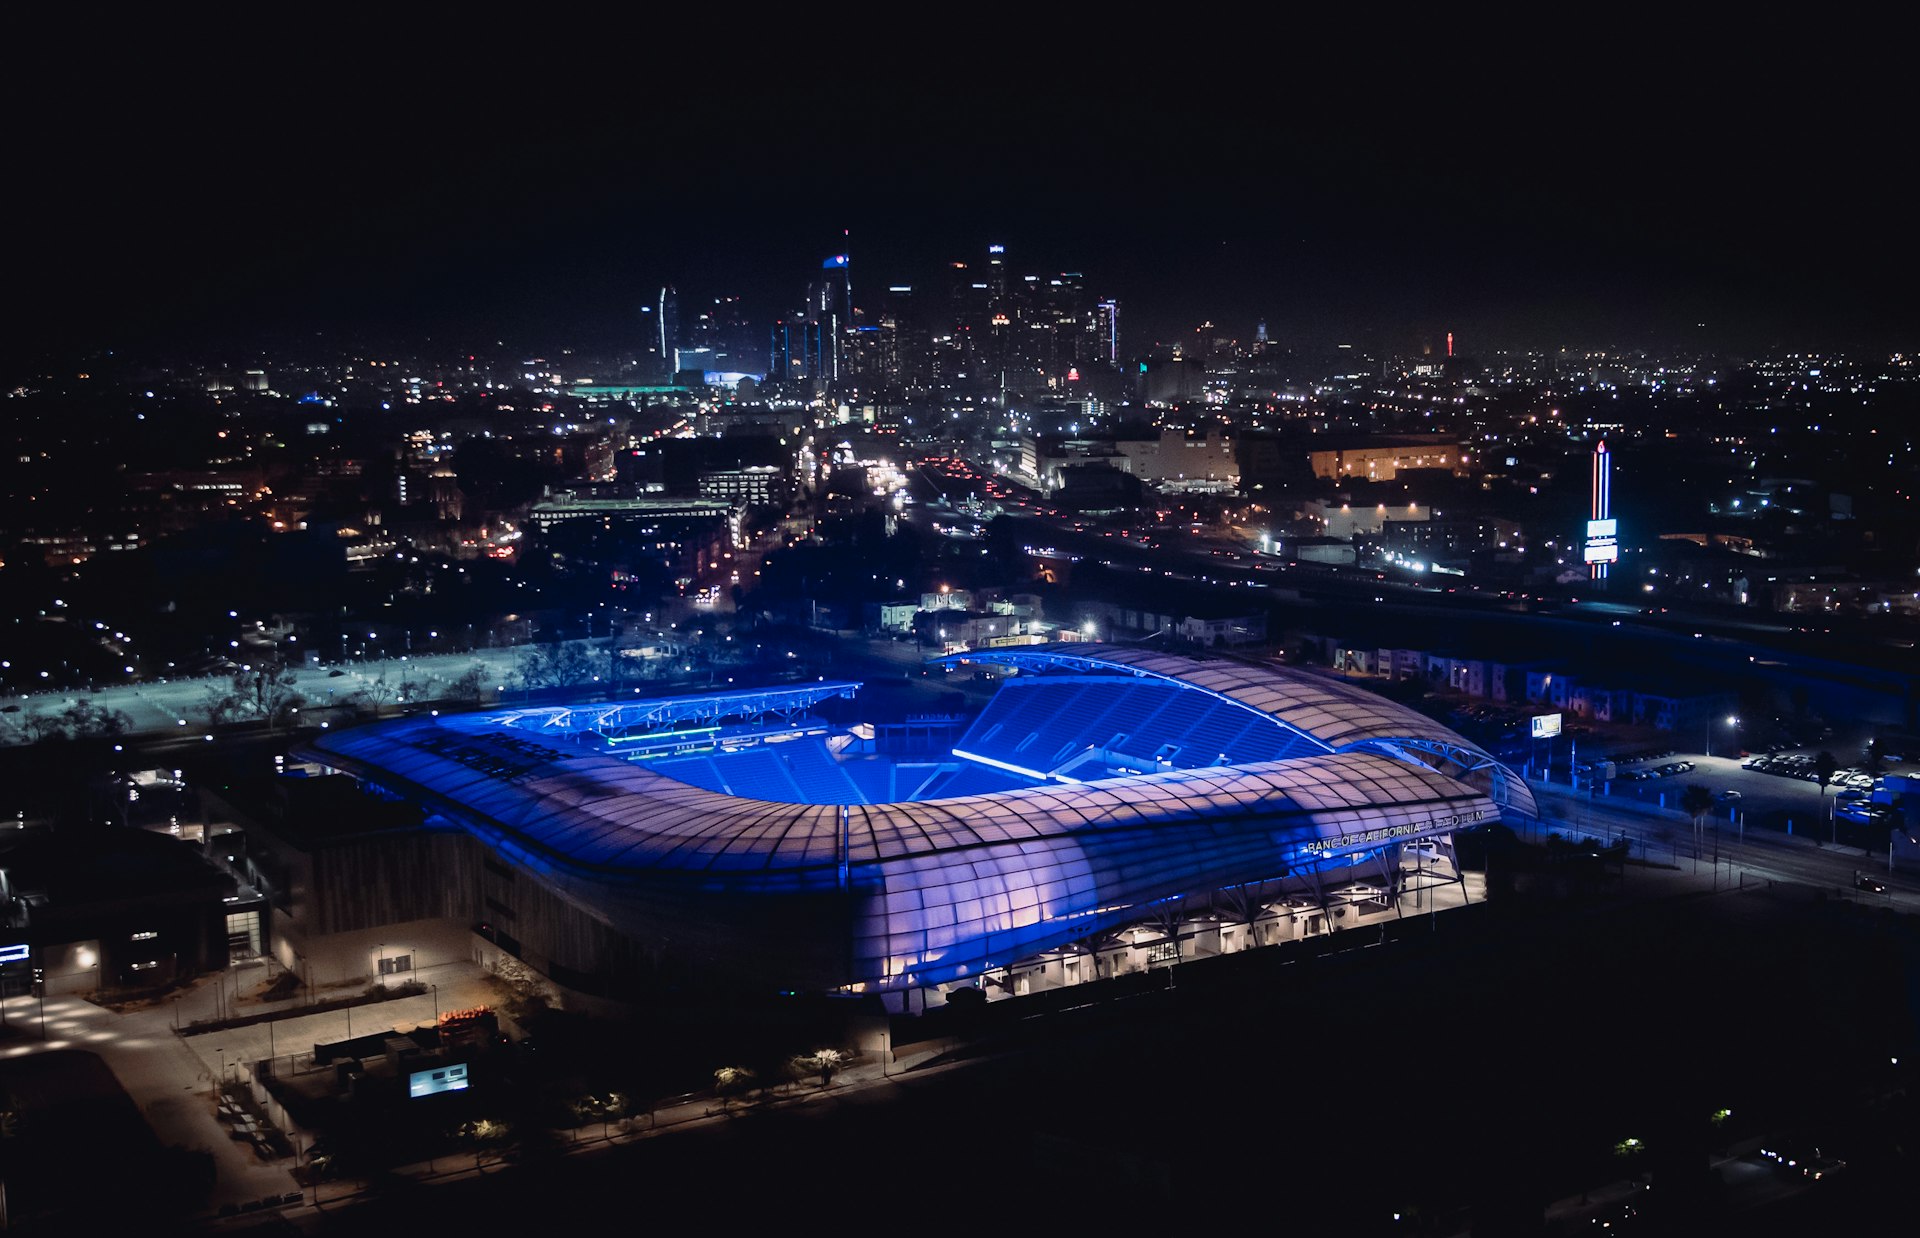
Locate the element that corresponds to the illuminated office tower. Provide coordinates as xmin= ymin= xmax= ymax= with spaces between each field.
xmin=657 ymin=285 xmax=681 ymax=379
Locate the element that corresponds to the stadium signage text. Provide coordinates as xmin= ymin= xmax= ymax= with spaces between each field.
xmin=1310 ymin=809 xmax=1490 ymax=854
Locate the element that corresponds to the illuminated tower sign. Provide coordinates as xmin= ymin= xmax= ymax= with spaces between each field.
xmin=1585 ymin=440 xmax=1616 ymax=579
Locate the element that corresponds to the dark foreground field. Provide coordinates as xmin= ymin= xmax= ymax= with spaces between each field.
xmin=230 ymin=878 xmax=1920 ymax=1236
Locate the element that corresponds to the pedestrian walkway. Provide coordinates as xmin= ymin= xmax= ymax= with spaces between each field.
xmin=0 ymin=987 xmax=297 ymax=1213
xmin=182 ymin=960 xmax=505 ymax=1077
xmin=0 ymin=958 xmax=510 ymax=1221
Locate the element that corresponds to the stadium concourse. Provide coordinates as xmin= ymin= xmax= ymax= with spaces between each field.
xmin=298 ymin=644 xmax=1536 ymax=1012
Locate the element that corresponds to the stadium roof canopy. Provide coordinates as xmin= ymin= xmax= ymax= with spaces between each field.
xmin=300 ymin=649 xmax=1534 ymax=994
xmin=939 ymin=645 xmax=1532 ymax=803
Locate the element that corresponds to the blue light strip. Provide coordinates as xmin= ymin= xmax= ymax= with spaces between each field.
xmin=606 ymin=725 xmax=720 ymax=745
xmin=950 ymin=748 xmax=1083 ymax=784
xmin=494 ymin=682 xmax=862 ymax=735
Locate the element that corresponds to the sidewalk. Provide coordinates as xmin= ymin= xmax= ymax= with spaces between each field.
xmin=180 ymin=960 xmax=505 ymax=1074
xmin=0 ymin=987 xmax=298 ymax=1213
xmin=0 ymin=959 xmax=510 ymax=1222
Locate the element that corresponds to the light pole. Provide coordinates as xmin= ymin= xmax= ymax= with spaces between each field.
xmin=1709 ymin=714 xmax=1738 ymax=759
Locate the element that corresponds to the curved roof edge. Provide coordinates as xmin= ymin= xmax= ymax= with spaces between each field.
xmin=939 ymin=644 xmax=1480 ymax=754
xmin=298 ymin=712 xmax=1513 ymax=876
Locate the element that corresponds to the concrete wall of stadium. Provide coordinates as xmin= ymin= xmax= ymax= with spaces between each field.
xmin=227 ymin=798 xmax=661 ymax=1003
xmin=230 ymin=786 xmax=1497 ymax=1012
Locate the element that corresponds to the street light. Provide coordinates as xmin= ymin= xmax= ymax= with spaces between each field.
xmin=1708 ymin=714 xmax=1739 ymax=759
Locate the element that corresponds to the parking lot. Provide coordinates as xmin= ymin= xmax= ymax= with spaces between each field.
xmin=1559 ymin=742 xmax=1915 ymax=851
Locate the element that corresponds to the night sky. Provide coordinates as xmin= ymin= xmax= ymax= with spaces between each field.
xmin=9 ymin=23 xmax=1913 ymax=368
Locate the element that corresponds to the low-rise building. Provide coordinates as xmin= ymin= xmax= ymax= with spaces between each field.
xmin=0 ymin=828 xmax=239 ymax=997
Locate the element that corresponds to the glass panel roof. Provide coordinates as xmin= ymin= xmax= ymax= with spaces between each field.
xmin=304 ymin=711 xmax=1499 ymax=875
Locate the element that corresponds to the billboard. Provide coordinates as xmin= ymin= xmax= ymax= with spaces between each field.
xmin=1530 ymin=713 xmax=1563 ymax=739
xmin=1584 ymin=517 xmax=1618 ymax=564
xmin=408 ymin=1062 xmax=470 ymax=1099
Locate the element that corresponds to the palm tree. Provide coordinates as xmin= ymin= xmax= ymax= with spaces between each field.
xmin=1814 ymin=750 xmax=1840 ymax=842
xmin=800 ymin=1048 xmax=846 ymax=1088
xmin=1680 ymin=784 xmax=1715 ymax=861
xmin=713 ymin=1065 xmax=755 ymax=1112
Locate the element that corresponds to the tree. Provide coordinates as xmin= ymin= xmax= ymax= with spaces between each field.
xmin=515 ymin=641 xmax=609 ymax=693
xmin=485 ymin=956 xmax=550 ymax=1023
xmin=712 ymin=1065 xmax=756 ymax=1111
xmin=1892 ymin=793 xmax=1915 ymax=873
xmin=1814 ymin=750 xmax=1840 ymax=843
xmin=1680 ymin=784 xmax=1716 ymax=859
xmin=346 ymin=672 xmax=399 ymax=715
xmin=446 ymin=663 xmax=490 ymax=705
xmin=1813 ymin=749 xmax=1839 ymax=794
xmin=1680 ymin=784 xmax=1715 ymax=827
xmin=203 ymin=661 xmax=305 ymax=730
xmin=57 ymin=698 xmax=131 ymax=739
xmin=797 ymin=1047 xmax=846 ymax=1088
xmin=454 ymin=1117 xmax=512 ymax=1169
xmin=15 ymin=709 xmax=65 ymax=744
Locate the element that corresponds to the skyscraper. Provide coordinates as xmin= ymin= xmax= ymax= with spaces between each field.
xmin=799 ymin=253 xmax=853 ymax=384
xmin=657 ymin=286 xmax=681 ymax=379
xmin=877 ymin=285 xmax=929 ymax=389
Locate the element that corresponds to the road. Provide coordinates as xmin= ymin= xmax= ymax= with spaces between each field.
xmin=1528 ymin=771 xmax=1918 ymax=907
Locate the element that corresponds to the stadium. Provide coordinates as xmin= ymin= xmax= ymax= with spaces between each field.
xmin=298 ymin=644 xmax=1537 ymax=1010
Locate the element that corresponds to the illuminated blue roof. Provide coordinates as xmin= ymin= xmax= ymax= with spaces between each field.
xmin=298 ymin=649 xmax=1534 ymax=992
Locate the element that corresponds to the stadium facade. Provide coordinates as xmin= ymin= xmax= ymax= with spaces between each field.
xmin=297 ymin=645 xmax=1535 ymax=1009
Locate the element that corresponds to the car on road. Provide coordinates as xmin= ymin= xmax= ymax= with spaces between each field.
xmin=1856 ymin=874 xmax=1887 ymax=893
xmin=1715 ymin=790 xmax=1742 ymax=803
xmin=1759 ymin=1140 xmax=1846 ymax=1180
